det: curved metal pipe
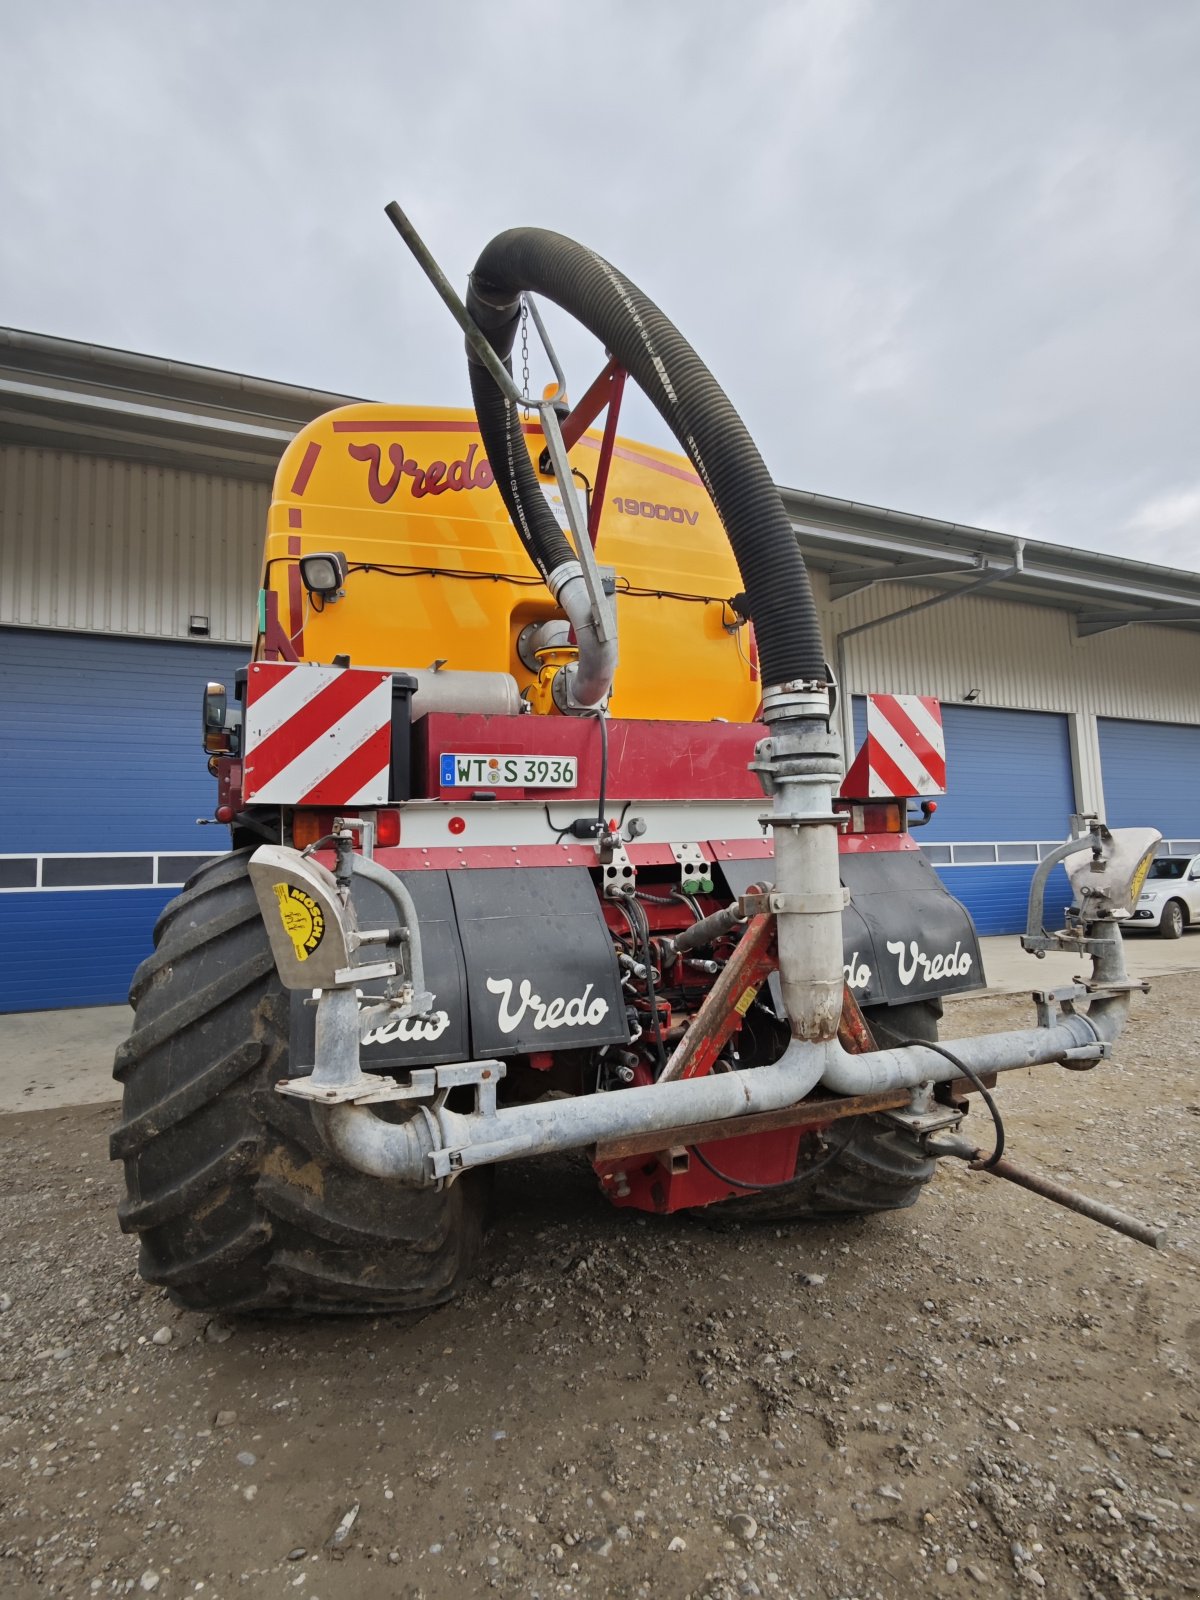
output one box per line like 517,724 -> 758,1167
318,1099 -> 436,1180
312,923 -> 1134,1189
315,1034 -> 828,1186
550,567 -> 618,709
350,852 -> 431,1006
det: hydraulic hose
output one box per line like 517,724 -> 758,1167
464,229 -> 826,693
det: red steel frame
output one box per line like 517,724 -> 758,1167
554,357 -> 629,547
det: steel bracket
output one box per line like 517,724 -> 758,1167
1032,983 -> 1088,1027
601,841 -> 636,898
882,1103 -> 964,1137
332,960 -> 398,986
1084,979 -> 1150,999
670,841 -> 714,895
278,1057 -> 505,1109
1059,1041 -> 1110,1067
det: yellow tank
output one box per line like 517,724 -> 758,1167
260,404 -> 759,724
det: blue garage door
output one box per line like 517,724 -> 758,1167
0,629 -> 247,1012
1098,717 -> 1200,851
852,700 -> 1076,934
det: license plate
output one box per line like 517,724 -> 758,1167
439,752 -> 578,789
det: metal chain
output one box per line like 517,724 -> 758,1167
519,297 -> 531,419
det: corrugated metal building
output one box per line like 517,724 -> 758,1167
2,327 -> 1198,1010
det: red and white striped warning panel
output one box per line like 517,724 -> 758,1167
242,663 -> 393,807
841,693 -> 946,799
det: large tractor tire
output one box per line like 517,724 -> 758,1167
703,1000 -> 942,1223
111,851 -> 486,1315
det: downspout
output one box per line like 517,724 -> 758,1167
832,540 -> 1025,765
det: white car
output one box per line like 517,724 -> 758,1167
1127,854 -> 1200,939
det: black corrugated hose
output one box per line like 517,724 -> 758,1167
464,230 -> 826,693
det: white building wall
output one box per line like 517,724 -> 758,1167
3,436 -> 1198,820
814,569 -> 1200,821
816,570 -> 1200,722
0,444 -> 265,646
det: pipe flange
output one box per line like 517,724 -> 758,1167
550,663 -> 609,717
761,682 -> 831,724
518,618 -> 571,671
418,1104 -> 449,1189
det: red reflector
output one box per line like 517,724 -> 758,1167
215,804 -> 234,824
376,809 -> 400,847
448,816 -> 466,836
925,800 -> 938,813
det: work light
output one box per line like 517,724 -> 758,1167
299,551 -> 347,601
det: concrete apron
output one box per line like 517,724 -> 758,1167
949,930 -> 1200,1004
1,933 -> 1198,1116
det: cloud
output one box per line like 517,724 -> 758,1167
1124,486 -> 1200,567
1,1 -> 1198,570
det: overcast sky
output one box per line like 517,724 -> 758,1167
2,2 -> 1198,569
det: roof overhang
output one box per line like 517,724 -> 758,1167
781,486 -> 1200,639
0,326 -> 357,483
2,326 -> 1197,638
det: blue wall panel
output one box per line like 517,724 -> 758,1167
850,697 -> 1075,933
935,864 -> 1069,937
1,628 -> 245,1012
0,628 -> 247,853
1098,717 -> 1200,839
0,889 -> 176,1010
914,704 -> 1075,844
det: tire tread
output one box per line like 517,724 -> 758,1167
113,851 -> 485,1314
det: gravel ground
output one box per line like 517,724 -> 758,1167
0,978 -> 1197,1600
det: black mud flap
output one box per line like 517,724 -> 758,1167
289,866 -> 628,1073
717,849 -> 985,1011
449,867 -> 628,1055
838,851 -> 984,1005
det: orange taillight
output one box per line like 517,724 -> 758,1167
290,808 -> 400,850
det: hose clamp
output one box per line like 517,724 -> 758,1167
739,889 -> 849,916
758,811 -> 843,829
545,559 -> 584,600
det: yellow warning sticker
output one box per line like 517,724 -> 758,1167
1129,854 -> 1154,902
734,985 -> 758,1016
272,882 -> 325,961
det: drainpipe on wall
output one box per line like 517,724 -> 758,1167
833,540 -> 1025,763
1067,711 -> 1106,821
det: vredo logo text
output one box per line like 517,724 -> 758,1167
486,976 -> 609,1035
886,939 -> 972,987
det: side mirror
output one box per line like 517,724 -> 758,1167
202,682 -> 228,753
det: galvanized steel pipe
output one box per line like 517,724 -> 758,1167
314,921 -> 1132,1185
